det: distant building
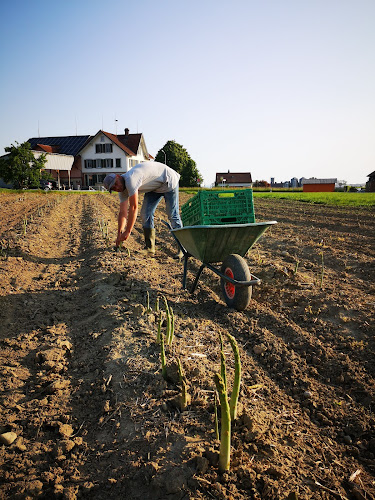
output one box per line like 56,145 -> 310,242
215,171 -> 252,187
302,178 -> 337,192
25,128 -> 151,189
366,171 -> 375,192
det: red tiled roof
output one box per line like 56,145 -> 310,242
215,172 -> 252,183
117,133 -> 142,156
102,131 -> 136,156
35,144 -> 60,153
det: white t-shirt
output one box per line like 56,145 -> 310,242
119,161 -> 180,202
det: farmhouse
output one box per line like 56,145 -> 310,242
26,128 -> 151,189
215,171 -> 252,187
302,178 -> 337,192
366,171 -> 375,192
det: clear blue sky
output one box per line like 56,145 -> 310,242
1,0 -> 374,186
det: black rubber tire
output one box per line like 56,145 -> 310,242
220,254 -> 252,311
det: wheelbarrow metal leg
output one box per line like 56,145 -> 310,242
191,264 -> 206,294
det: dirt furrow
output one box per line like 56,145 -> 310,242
0,193 -> 57,239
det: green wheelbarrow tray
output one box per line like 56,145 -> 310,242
163,221 -> 277,303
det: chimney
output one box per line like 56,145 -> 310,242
124,128 -> 129,136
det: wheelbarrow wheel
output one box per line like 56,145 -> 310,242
220,254 -> 252,311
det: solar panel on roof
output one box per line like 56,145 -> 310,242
27,135 -> 91,155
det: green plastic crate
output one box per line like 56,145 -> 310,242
181,189 -> 255,226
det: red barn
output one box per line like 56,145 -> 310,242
302,178 -> 337,192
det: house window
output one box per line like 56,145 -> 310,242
116,158 -> 121,168
95,143 -> 113,153
99,158 -> 113,168
84,159 -> 96,169
129,159 -> 138,168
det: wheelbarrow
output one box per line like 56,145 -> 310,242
163,220 -> 277,311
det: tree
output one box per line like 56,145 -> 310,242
0,142 -> 47,189
254,180 -> 270,188
180,158 -> 202,187
155,140 -> 202,187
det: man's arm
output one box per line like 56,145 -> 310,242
117,192 -> 138,244
116,199 -> 128,246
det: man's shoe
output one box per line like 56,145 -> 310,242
143,227 -> 156,255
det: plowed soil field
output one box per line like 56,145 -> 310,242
0,191 -> 374,500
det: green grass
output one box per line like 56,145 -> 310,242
253,191 -> 375,207
180,187 -> 375,207
2,187 -> 374,207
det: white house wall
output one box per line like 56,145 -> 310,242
80,133 -> 146,184
80,138 -> 129,175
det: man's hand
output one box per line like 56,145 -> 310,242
116,231 -> 130,247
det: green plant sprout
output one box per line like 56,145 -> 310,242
160,330 -> 167,380
218,333 -> 227,391
214,373 -> 231,473
162,296 -> 175,346
116,241 -> 131,256
156,311 -> 162,344
294,260 -> 300,275
226,333 -> 241,421
98,218 -> 110,244
22,215 -> 28,236
169,307 -> 175,346
177,358 -> 189,411
214,393 -> 219,441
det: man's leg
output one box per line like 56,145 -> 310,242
164,186 -> 183,229
164,187 -> 183,258
141,192 -> 163,255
